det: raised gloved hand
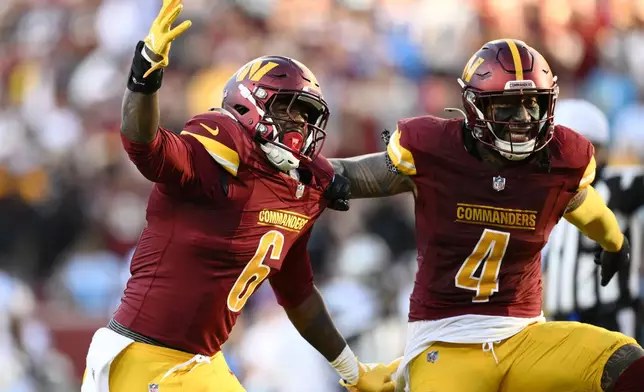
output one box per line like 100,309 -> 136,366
127,0 -> 191,94
142,0 -> 192,77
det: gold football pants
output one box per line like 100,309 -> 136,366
409,321 -> 638,392
83,341 -> 245,391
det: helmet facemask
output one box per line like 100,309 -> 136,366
254,87 -> 329,172
464,84 -> 557,161
232,82 -> 329,172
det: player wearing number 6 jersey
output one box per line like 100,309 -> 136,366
81,2 -> 398,392
330,39 -> 644,392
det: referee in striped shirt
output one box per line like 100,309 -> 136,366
544,99 -> 643,343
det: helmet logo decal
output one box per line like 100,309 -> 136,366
462,56 -> 485,83
236,60 -> 279,82
504,39 -> 524,80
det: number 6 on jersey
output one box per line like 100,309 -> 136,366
227,230 -> 285,312
455,229 -> 510,303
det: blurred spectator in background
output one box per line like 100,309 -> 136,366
0,271 -> 36,392
0,270 -> 75,392
0,0 -> 642,390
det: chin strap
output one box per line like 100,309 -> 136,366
495,139 -> 536,161
260,143 -> 300,172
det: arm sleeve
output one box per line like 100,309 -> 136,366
269,230 -> 314,309
564,185 -> 624,252
121,127 -> 196,185
577,156 -> 597,191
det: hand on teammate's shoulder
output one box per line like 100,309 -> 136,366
325,174 -> 351,211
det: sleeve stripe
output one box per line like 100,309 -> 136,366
578,156 -> 597,190
386,127 -> 417,176
181,131 -> 240,176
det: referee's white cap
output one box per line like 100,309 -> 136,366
555,99 -> 610,145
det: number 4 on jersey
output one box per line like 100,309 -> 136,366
455,229 -> 510,303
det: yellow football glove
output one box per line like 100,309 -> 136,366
340,357 -> 402,392
142,0 -> 192,78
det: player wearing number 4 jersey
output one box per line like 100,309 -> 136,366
81,2 -> 399,392
330,39 -> 644,392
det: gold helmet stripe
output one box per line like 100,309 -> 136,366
504,39 -> 524,80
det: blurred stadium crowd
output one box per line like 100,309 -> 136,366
0,0 -> 643,391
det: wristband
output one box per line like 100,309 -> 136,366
330,345 -> 360,385
127,41 -> 163,94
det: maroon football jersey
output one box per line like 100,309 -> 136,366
387,116 -> 594,321
117,110 -> 333,355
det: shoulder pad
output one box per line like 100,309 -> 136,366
397,115 -> 455,151
397,115 -> 443,132
306,154 -> 334,189
180,110 -> 251,176
387,115 -> 458,176
549,125 -> 595,171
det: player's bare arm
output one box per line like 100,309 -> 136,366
329,152 -> 415,199
272,233 -> 400,391
601,344 -> 644,391
286,287 -> 401,391
284,286 -> 347,362
121,90 -> 159,143
118,1 -> 198,185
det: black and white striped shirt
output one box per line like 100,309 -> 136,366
544,165 -> 643,338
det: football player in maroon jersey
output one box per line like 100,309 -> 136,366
330,39 -> 643,392
80,1 -> 397,392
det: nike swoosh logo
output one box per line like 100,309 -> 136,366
200,123 -> 219,136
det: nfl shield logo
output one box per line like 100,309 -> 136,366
427,350 -> 439,363
148,383 -> 159,392
492,176 -> 505,192
295,183 -> 305,199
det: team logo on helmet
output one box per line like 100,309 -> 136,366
235,60 -> 279,82
462,56 -> 485,83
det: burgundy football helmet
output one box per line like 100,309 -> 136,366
222,56 -> 330,171
455,39 -> 559,160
